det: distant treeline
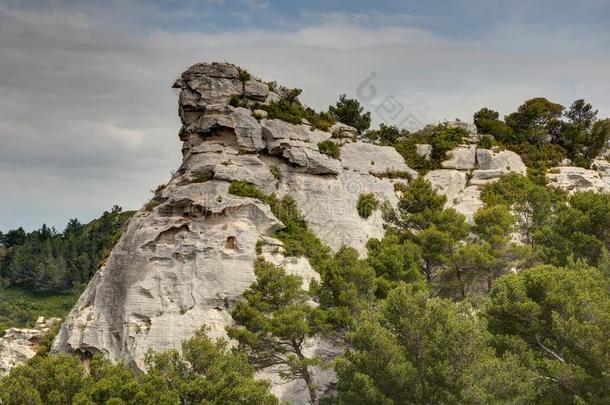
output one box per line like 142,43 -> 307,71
0,206 -> 133,293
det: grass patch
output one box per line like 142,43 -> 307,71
318,140 -> 341,159
270,165 -> 282,181
228,181 -> 270,203
0,287 -> 76,334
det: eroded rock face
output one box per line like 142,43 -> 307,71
1,317 -> 60,376
546,166 -> 610,193
52,62 -> 416,403
441,145 -> 477,170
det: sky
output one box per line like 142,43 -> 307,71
1,0 -> 610,231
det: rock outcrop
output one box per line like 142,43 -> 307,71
424,146 -> 527,221
1,317 -> 60,375
51,62 -> 412,403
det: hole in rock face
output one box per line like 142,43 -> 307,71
225,236 -> 237,249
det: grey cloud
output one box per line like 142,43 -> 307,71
1,3 -> 609,231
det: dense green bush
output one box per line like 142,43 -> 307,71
318,140 -> 341,159
356,193 -> 378,218
392,123 -> 466,173
0,328 -> 278,405
332,283 -> 537,404
485,263 -> 610,403
260,88 -> 335,131
477,134 -> 494,149
365,123 -> 408,144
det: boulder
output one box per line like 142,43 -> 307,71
262,119 -> 330,144
262,119 -> 340,174
416,144 -> 432,160
477,150 -> 526,174
340,142 -> 416,177
244,80 -> 269,101
546,166 -> 609,193
441,145 -> 476,170
1,317 -> 61,376
330,122 -> 358,139
452,186 -> 484,223
425,170 -> 467,205
469,169 -> 507,186
448,119 -> 478,143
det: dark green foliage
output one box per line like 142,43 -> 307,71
485,263 -> 610,403
481,173 -> 561,246
365,123 -> 407,144
370,170 -> 412,180
0,209 -> 133,294
332,284 -> 536,404
328,94 -> 371,134
366,232 -> 423,297
392,123 -> 466,173
428,123 -> 467,162
473,97 -> 609,178
271,196 -> 331,265
0,328 -> 278,405
227,259 -> 327,404
477,134 -> 494,149
237,67 -> 251,84
229,94 -> 247,108
504,142 -> 567,184
318,140 -> 341,159
536,191 -> 610,265
473,107 -> 500,133
261,88 -> 336,131
505,97 -> 565,143
356,193 -> 378,219
391,177 -> 448,230
387,177 -> 470,287
556,100 -> 609,167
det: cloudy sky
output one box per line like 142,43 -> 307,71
1,0 -> 609,231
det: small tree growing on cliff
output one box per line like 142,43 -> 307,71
329,94 -> 371,134
227,259 -> 328,405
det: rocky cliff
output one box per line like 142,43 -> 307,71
0,317 -> 60,376
50,62 -> 610,403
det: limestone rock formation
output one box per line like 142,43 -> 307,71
441,145 -> 477,170
546,166 -> 610,193
52,62 -> 414,403
0,317 -> 60,376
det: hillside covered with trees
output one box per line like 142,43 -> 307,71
0,207 -> 133,333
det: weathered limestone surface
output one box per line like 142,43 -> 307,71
441,145 -> 477,170
546,166 -> 610,193
1,317 -> 60,376
52,62 -> 414,404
